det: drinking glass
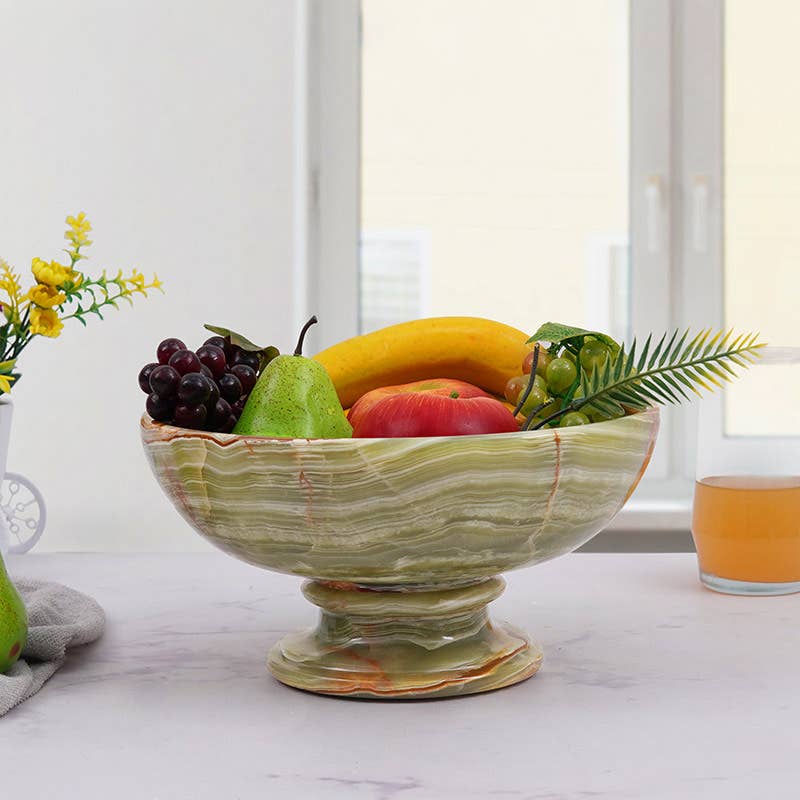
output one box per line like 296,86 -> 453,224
692,347 -> 800,595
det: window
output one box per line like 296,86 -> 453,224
360,229 -> 431,333
724,0 -> 800,436
361,0 -> 630,337
304,0 -> 797,536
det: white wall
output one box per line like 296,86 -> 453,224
0,0 -> 300,551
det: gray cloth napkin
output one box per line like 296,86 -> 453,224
0,579 -> 105,716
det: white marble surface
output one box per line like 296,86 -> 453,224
3,552 -> 799,799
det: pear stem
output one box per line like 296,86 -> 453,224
294,315 -> 318,356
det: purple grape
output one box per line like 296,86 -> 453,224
157,337 -> 186,365
177,373 -> 213,405
199,364 -> 213,379
231,397 -> 247,418
138,363 -> 159,394
146,393 -> 174,422
219,415 -> 237,433
149,364 -> 181,398
196,344 -> 226,378
230,364 -> 257,394
222,340 -> 239,362
218,373 -> 242,402
174,403 -> 208,429
168,349 -> 202,376
204,379 -> 220,410
203,336 -> 228,352
209,398 -> 232,427
232,350 -> 260,372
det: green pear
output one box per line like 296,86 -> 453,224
234,316 -> 352,439
0,550 -> 27,674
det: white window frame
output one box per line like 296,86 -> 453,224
297,0 -> 746,541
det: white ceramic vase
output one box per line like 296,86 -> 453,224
0,399 -> 46,556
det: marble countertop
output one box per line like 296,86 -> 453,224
4,552 -> 798,799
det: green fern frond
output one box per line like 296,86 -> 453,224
529,328 -> 766,430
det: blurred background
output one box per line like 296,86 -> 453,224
1,0 -> 797,551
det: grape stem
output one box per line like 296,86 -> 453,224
522,401 -> 548,430
530,401 -> 578,430
512,344 -> 540,417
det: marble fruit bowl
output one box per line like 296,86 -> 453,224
141,407 -> 659,699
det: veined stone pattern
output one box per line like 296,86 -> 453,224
141,409 -> 659,698
142,409 -> 658,585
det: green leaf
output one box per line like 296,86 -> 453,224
204,323 -> 275,354
527,322 -> 619,352
204,323 -> 280,372
530,327 -> 766,430
257,347 -> 281,373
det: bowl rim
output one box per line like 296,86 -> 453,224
140,406 -> 659,446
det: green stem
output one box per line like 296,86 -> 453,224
530,402 -> 577,430
294,315 -> 318,356
10,307 -> 31,359
512,345 -> 540,416
521,402 -> 548,430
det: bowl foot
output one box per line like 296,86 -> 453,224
267,577 -> 542,699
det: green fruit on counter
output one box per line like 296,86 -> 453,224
0,551 -> 27,674
234,316 -> 353,439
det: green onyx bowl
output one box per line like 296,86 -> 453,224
141,408 -> 659,699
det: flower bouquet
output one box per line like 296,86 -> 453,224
0,213 -> 159,555
0,213 -> 161,392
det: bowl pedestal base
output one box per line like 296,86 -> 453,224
267,576 -> 542,699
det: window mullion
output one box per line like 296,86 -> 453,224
675,0 -> 724,479
304,0 -> 361,351
629,0 -> 674,485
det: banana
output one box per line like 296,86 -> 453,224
313,317 -> 533,408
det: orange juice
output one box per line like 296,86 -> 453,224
692,476 -> 800,583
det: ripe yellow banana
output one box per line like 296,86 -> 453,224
313,317 -> 533,408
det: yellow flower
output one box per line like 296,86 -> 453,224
65,231 -> 92,249
0,259 -> 24,308
28,283 -> 66,309
60,269 -> 83,289
32,257 -> 72,287
0,374 -> 14,394
124,269 -> 163,296
29,307 -> 64,338
66,212 -> 92,235
65,212 -> 93,250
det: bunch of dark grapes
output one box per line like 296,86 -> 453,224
138,336 -> 259,432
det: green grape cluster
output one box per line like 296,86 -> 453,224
504,335 -> 623,431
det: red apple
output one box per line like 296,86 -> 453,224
348,378 -> 486,428
350,378 -> 520,438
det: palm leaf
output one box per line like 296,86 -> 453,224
530,328 -> 766,429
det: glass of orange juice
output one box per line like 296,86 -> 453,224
692,347 -> 800,595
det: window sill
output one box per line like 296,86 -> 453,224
578,499 -> 694,553
607,498 -> 692,532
